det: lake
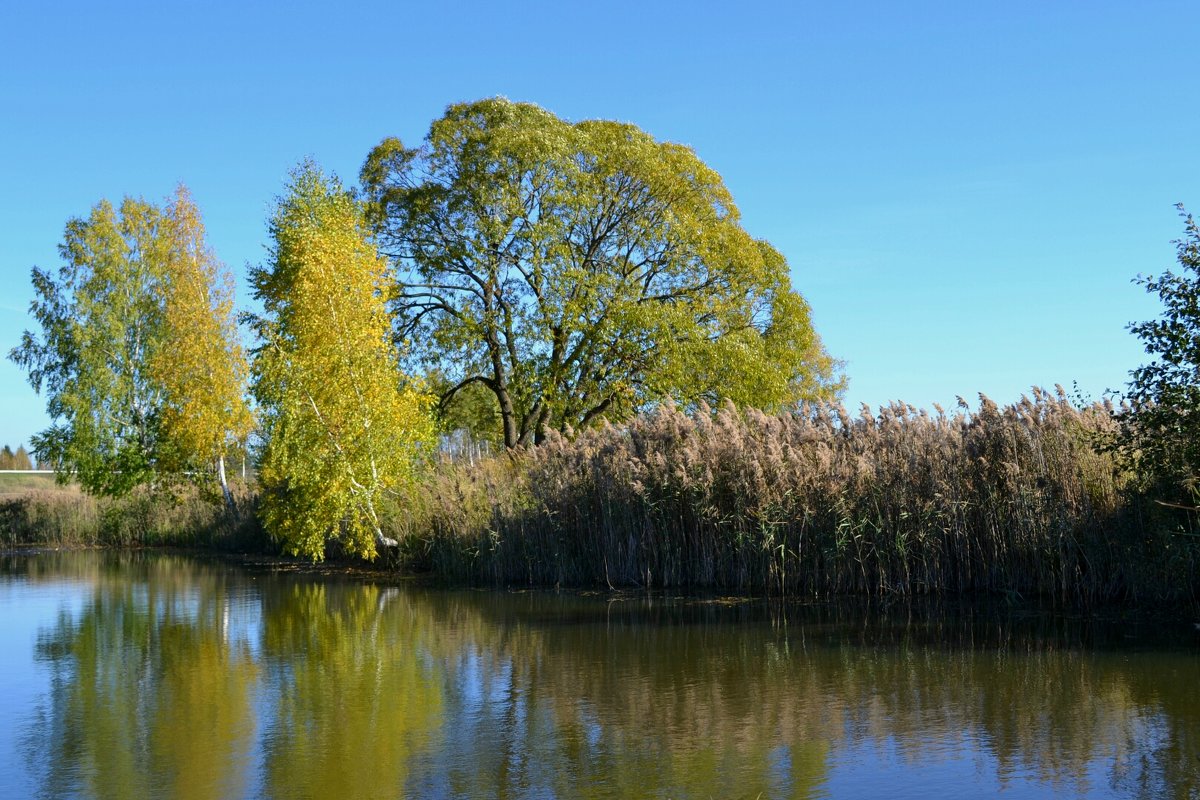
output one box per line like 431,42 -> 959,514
0,550 -> 1196,799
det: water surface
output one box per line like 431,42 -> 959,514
0,550 -> 1196,799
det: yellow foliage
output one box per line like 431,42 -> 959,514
250,164 -> 436,560
150,187 -> 253,478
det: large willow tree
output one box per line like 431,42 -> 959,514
249,163 -> 435,561
10,188 -> 251,502
361,98 -> 841,448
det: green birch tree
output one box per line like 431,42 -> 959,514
12,197 -> 174,495
9,188 -> 251,501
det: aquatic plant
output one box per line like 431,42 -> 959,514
405,388 -> 1197,605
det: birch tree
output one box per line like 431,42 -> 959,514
150,187 -> 254,508
248,163 -> 436,561
11,197 -> 168,494
10,188 -> 251,501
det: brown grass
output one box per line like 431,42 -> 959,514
395,388 -> 1198,605
0,483 -> 267,551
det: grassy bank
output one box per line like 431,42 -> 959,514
399,390 -> 1197,606
0,472 -> 61,495
0,483 -> 267,552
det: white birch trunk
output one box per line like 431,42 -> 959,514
367,496 -> 398,550
217,454 -> 235,512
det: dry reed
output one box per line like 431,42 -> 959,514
398,388 -> 1197,605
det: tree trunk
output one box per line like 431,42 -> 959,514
374,527 -> 399,549
367,497 -> 398,550
496,383 -> 518,449
217,454 -> 234,512
484,327 -> 520,448
532,405 -> 552,445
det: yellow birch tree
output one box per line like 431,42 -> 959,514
248,163 -> 436,560
150,186 -> 253,508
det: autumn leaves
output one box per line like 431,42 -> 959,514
12,171 -> 435,560
12,189 -> 251,501
248,165 -> 436,559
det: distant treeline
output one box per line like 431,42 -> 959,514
0,445 -> 33,471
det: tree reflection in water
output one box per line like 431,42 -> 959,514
258,580 -> 444,798
9,553 -> 1199,800
24,554 -> 258,800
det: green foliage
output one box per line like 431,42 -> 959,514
1121,206 -> 1200,506
425,368 -> 503,445
11,197 -> 171,494
361,98 -> 842,448
248,162 -> 437,561
9,189 -> 250,499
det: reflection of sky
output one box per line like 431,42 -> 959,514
225,583 -> 264,656
0,577 -> 91,798
822,732 -> 1113,800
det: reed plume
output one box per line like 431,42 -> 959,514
401,388 -> 1196,605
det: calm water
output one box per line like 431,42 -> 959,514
0,551 -> 1196,799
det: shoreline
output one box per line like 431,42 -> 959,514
5,541 -> 1198,625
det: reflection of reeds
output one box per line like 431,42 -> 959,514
406,588 -> 1200,800
403,389 -> 1197,605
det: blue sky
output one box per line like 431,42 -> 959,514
1,1 -> 1195,448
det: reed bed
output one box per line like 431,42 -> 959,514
402,388 -> 1198,605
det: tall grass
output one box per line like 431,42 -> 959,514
400,388 -> 1198,605
0,484 -> 268,552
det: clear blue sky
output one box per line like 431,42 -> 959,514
1,1 -> 1195,449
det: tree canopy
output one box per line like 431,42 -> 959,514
9,188 -> 251,499
1121,205 -> 1200,506
153,188 -> 254,506
361,98 -> 841,448
248,163 -> 436,561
